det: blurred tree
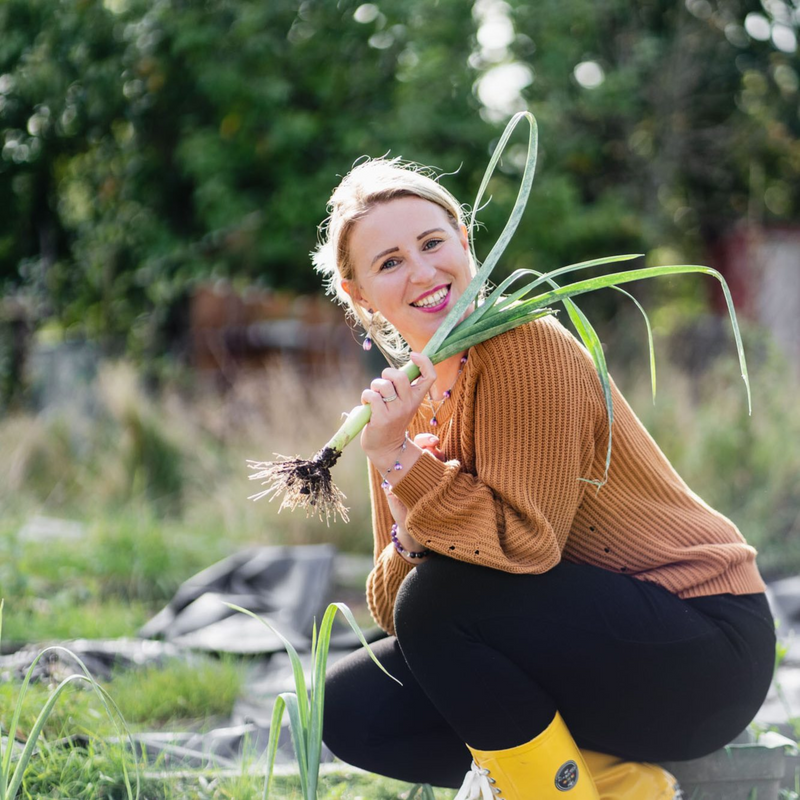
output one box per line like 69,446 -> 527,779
0,0 -> 797,377
0,0 -> 494,363
507,0 -> 799,261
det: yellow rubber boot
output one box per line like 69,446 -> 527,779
581,750 -> 681,799
454,712 -> 600,799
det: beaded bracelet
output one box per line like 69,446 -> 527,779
380,431 -> 411,490
391,522 -> 431,559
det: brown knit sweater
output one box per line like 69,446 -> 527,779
365,315 -> 766,635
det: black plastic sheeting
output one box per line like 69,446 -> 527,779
2,545 -> 385,772
139,544 -> 341,653
0,638 -> 186,683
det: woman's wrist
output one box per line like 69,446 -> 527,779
369,434 -> 423,490
391,522 -> 431,561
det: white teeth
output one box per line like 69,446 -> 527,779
412,287 -> 448,308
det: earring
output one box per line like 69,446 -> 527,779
362,310 -> 374,351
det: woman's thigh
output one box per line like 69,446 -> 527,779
395,557 -> 775,761
323,636 -> 472,787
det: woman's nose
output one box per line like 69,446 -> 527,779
408,255 -> 437,283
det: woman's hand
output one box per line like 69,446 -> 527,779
359,352 -> 436,470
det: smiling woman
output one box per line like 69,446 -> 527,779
309,155 -> 776,800
313,158 -> 485,365
344,198 -> 473,355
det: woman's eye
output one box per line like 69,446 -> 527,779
423,238 -> 443,250
380,258 -> 399,270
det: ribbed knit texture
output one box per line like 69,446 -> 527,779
365,316 -> 766,635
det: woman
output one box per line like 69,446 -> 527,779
315,158 -> 775,799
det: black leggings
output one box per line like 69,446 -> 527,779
323,557 -> 776,789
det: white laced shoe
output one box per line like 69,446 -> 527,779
454,760 -> 503,800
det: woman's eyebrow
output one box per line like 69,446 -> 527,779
370,229 -> 446,267
370,246 -> 399,267
417,227 -> 446,240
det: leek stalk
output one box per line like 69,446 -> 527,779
248,111 -> 750,524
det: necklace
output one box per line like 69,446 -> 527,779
429,353 -> 468,427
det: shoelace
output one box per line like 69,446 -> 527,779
453,761 -> 501,800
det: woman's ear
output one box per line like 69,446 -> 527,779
342,279 -> 371,310
459,223 -> 469,251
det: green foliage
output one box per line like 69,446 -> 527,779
0,0 -> 491,356
0,602 -> 138,800
16,739 -> 140,800
227,601 -> 397,800
2,0 -> 796,373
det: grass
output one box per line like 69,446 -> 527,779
17,759 -> 458,799
0,655 -> 245,737
0,360 -> 376,644
1,318 -> 799,796
1,650 -> 247,799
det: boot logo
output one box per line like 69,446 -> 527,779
555,760 -> 579,791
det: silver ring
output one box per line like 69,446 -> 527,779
383,394 -> 398,403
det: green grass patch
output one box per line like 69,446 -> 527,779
0,596 -> 154,643
139,768 -> 458,799
0,655 -> 245,739
112,656 -> 245,726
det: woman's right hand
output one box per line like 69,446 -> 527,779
359,352 -> 437,469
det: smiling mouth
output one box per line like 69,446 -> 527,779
410,285 -> 450,309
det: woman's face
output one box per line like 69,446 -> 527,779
344,196 -> 473,352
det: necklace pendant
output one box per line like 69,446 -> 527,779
430,417 -> 438,427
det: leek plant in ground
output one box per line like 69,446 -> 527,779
0,600 -> 139,800
226,601 -> 405,800
248,110 -> 750,524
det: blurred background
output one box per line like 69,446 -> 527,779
1,0 -> 799,643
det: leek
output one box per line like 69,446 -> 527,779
248,111 -> 750,523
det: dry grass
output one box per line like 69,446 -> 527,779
0,359 -> 375,555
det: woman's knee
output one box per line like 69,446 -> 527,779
394,557 -> 479,647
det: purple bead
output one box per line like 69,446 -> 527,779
430,417 -> 438,426
381,479 -> 390,489
394,461 -> 402,471
460,356 -> 467,364
362,336 -> 373,351
443,390 -> 451,399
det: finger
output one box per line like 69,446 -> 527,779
413,433 -> 440,448
380,367 -> 412,401
428,445 -> 446,462
360,388 -> 388,417
370,378 -> 398,402
408,352 -> 437,391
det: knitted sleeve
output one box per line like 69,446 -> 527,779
365,461 -> 415,634
391,319 -> 601,574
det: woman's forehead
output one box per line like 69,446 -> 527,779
354,196 -> 450,240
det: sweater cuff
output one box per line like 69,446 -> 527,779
392,450 -> 450,509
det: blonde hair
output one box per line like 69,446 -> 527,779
312,157 -> 474,365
